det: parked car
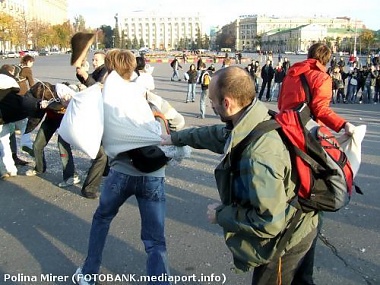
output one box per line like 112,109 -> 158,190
296,50 -> 307,55
28,50 -> 39,57
19,50 -> 30,57
4,51 -> 19,58
39,49 -> 50,56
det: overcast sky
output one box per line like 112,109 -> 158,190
67,0 -> 379,31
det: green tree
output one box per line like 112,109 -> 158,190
100,25 -> 113,48
113,27 -> 120,48
360,29 -> 375,53
125,38 -> 132,49
215,30 -> 236,50
139,38 -> 145,48
132,36 -> 138,49
202,34 -> 210,49
52,21 -> 72,50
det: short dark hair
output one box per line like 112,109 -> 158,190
20,55 -> 35,65
136,56 -> 146,70
213,66 -> 255,106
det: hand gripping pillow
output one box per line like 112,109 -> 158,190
58,84 -> 103,159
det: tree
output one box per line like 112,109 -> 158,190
125,38 -> 132,49
52,21 -> 72,50
100,25 -> 113,48
139,38 -> 145,48
360,29 -> 375,53
201,34 -> 210,49
215,30 -> 236,50
132,36 -> 138,49
73,15 -> 87,32
113,26 -> 120,48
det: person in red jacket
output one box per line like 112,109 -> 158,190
278,42 -> 355,134
278,42 -> 355,285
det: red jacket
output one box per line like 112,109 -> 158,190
278,58 -> 346,132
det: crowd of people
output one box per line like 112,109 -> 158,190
0,43 -> 366,285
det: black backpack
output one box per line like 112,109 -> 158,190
126,102 -> 171,173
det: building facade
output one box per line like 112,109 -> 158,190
1,0 -> 67,25
235,15 -> 365,52
120,11 -> 203,51
1,0 -> 67,51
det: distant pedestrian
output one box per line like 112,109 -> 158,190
258,59 -> 274,101
270,62 -> 285,101
185,64 -> 197,103
170,57 -> 182,81
197,63 -> 211,119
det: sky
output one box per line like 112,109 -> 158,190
67,0 -> 379,31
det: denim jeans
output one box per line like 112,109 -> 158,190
82,169 -> 170,284
33,118 -> 76,179
186,83 -> 196,102
199,88 -> 209,118
347,84 -> 358,103
270,82 -> 282,101
171,69 -> 180,81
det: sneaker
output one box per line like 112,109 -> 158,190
25,169 -> 38,176
81,190 -> 99,199
1,172 -> 17,180
58,175 -> 81,188
1,173 -> 10,180
22,146 -> 34,157
73,267 -> 95,285
12,154 -> 29,166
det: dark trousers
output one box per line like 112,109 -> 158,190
252,228 -> 317,285
291,212 -> 323,285
259,79 -> 272,100
33,118 -> 75,180
81,145 -> 108,195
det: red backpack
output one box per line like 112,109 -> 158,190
232,74 -> 362,213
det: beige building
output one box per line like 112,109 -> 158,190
1,0 -> 67,25
261,24 -> 328,53
236,15 -> 364,52
1,0 -> 67,51
120,11 -> 204,50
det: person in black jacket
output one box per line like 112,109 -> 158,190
258,59 -> 274,101
76,51 -> 109,199
0,65 -> 48,179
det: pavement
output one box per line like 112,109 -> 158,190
0,54 -> 379,285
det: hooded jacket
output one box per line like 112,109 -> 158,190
278,58 -> 346,133
171,99 -> 317,272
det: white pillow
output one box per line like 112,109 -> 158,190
58,84 -> 103,159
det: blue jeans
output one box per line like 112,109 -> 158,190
171,69 -> 180,80
82,169 -> 170,284
199,88 -> 209,118
347,84 -> 358,103
186,83 -> 196,102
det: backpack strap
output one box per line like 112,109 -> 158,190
230,118 -> 280,171
300,73 -> 311,104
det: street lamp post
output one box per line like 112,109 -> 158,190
353,19 -> 357,57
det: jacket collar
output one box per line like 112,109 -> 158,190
224,98 -> 271,154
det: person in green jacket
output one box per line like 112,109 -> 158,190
161,66 -> 318,284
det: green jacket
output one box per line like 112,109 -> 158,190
171,99 -> 318,272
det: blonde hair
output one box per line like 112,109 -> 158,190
105,49 -> 136,80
